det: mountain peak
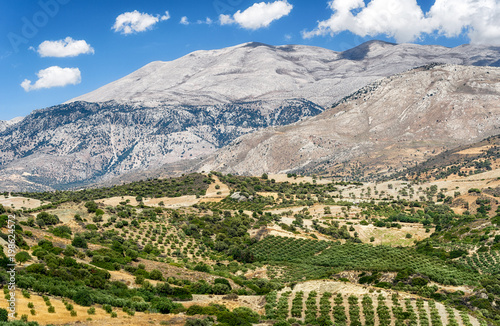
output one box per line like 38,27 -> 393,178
340,40 -> 397,60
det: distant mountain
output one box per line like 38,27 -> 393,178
3,41 -> 500,190
70,41 -> 500,108
201,64 -> 500,179
0,117 -> 23,132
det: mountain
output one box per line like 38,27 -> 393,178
0,116 -> 23,132
70,41 -> 500,109
201,64 -> 500,179
3,41 -> 500,191
0,99 -> 321,191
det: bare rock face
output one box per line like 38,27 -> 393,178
201,65 -> 500,179
0,99 -> 321,191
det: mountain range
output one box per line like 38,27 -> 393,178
2,41 -> 500,191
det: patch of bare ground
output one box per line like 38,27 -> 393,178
0,195 -> 46,210
201,175 -> 230,200
1,290 -> 186,326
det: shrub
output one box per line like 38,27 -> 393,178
0,308 -> 7,322
103,304 -> 113,313
71,310 -> 77,316
48,306 -> 55,313
72,236 -> 88,249
217,307 -> 259,326
85,201 -> 98,213
186,305 -> 204,315
73,289 -> 93,306
87,307 -> 96,315
149,269 -> 164,281
185,317 -> 215,326
15,251 -> 32,263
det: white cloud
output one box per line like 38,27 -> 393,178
303,0 -> 500,45
36,37 -> 94,58
219,1 -> 293,30
180,16 -> 190,25
113,10 -> 169,34
161,11 -> 171,21
197,17 -> 213,25
219,14 -> 235,25
21,66 -> 81,92
428,0 -> 500,45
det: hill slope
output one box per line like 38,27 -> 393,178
201,64 -> 500,179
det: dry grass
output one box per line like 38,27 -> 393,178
0,290 -> 186,325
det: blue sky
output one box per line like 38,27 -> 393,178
1,0 -> 496,121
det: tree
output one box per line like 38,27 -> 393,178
85,201 -> 98,213
73,289 -> 93,306
72,236 -> 88,249
150,269 -> 164,281
0,308 -> 8,322
15,251 -> 31,263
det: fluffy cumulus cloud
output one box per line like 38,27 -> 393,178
219,0 -> 293,30
303,0 -> 500,45
113,10 -> 170,34
35,37 -> 94,58
180,16 -> 190,25
21,66 -> 81,92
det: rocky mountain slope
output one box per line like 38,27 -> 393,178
3,41 -> 500,191
70,41 -> 500,109
201,64 -> 500,179
0,99 -> 321,191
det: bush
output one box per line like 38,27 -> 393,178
194,263 -> 211,273
73,289 -> 93,306
15,251 -> 32,263
72,236 -> 88,249
216,307 -> 259,326
185,317 -> 215,326
87,307 -> 96,315
0,308 -> 7,322
85,201 -> 98,213
149,269 -> 164,281
186,305 -> 204,315
103,304 -> 112,313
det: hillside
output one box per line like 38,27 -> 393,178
2,169 -> 500,325
201,64 -> 500,179
0,99 -> 321,192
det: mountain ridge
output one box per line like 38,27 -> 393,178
68,41 -> 500,108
